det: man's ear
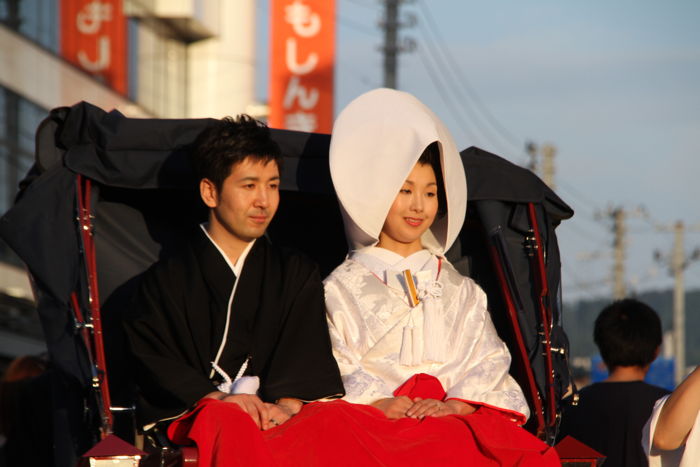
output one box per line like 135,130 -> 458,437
200,178 -> 218,208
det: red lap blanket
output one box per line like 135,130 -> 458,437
168,375 -> 559,466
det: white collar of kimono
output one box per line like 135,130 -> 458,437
199,223 -> 255,277
329,88 -> 467,255
353,246 -> 447,365
200,223 -> 260,395
352,246 -> 438,291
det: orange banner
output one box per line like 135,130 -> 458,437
60,0 -> 127,95
269,0 -> 335,134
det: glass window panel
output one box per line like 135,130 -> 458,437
0,87 -> 46,214
132,18 -> 187,117
0,0 -> 59,51
0,145 -> 7,213
128,17 -> 140,101
0,88 -> 6,138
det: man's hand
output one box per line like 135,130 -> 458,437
201,393 -> 305,430
405,398 -> 477,418
262,403 -> 294,430
219,393 -> 269,429
371,396 -> 414,419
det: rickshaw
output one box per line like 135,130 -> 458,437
0,102 -> 574,466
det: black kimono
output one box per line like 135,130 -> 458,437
124,227 -> 344,425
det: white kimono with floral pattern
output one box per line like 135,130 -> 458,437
324,247 -> 530,420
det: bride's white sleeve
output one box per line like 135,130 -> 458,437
324,278 -> 393,404
446,279 -> 530,420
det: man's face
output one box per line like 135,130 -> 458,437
202,158 -> 280,243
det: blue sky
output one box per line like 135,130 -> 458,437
256,0 -> 700,302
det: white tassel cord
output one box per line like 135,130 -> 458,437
399,323 -> 414,366
419,279 -> 446,363
399,270 -> 446,366
212,360 -> 234,394
212,356 -> 260,395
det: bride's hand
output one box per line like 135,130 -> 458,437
371,396 -> 414,419
406,398 -> 476,418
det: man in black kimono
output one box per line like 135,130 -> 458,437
124,116 -> 344,442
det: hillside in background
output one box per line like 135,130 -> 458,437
563,289 -> 700,366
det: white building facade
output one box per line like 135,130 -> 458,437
0,0 -> 259,367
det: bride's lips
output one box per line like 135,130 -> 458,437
404,217 -> 424,227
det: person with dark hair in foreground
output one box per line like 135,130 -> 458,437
557,298 -> 670,467
124,115 -> 344,465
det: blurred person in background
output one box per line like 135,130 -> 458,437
0,354 -> 50,466
557,299 -> 670,466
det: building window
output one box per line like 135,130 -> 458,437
0,0 -> 59,53
0,86 -> 45,215
0,87 -> 45,267
128,17 -> 187,118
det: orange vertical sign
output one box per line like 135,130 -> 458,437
269,0 -> 335,133
60,0 -> 127,95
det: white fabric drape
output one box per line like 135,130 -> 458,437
329,88 -> 466,255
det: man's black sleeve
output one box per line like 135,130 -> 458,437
258,256 -> 345,402
123,266 -> 215,422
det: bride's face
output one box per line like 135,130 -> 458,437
378,162 -> 439,255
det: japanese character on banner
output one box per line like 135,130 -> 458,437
285,112 -> 318,132
76,0 -> 113,72
270,0 -> 334,133
283,76 -> 319,110
285,0 -> 321,37
77,0 -> 113,34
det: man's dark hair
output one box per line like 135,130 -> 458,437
190,115 -> 282,191
417,141 -> 447,218
593,298 -> 662,370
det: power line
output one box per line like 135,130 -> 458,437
338,16 -> 377,35
562,222 -> 611,246
416,0 -> 524,153
556,179 -> 602,218
562,263 -> 609,294
416,48 -> 481,145
345,0 -> 379,10
413,13 -> 512,155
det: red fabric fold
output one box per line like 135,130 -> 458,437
168,399 -> 274,467
168,397 -> 559,466
393,373 -> 528,425
393,373 -> 447,400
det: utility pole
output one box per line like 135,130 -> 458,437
380,0 -> 415,89
524,141 -> 556,189
382,0 -> 399,89
597,206 -> 648,299
655,220 -> 700,384
672,221 -> 685,385
612,208 -> 626,299
541,144 -> 556,190
525,141 -> 537,173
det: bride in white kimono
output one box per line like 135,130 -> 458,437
318,88 -> 559,464
325,87 -> 528,420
